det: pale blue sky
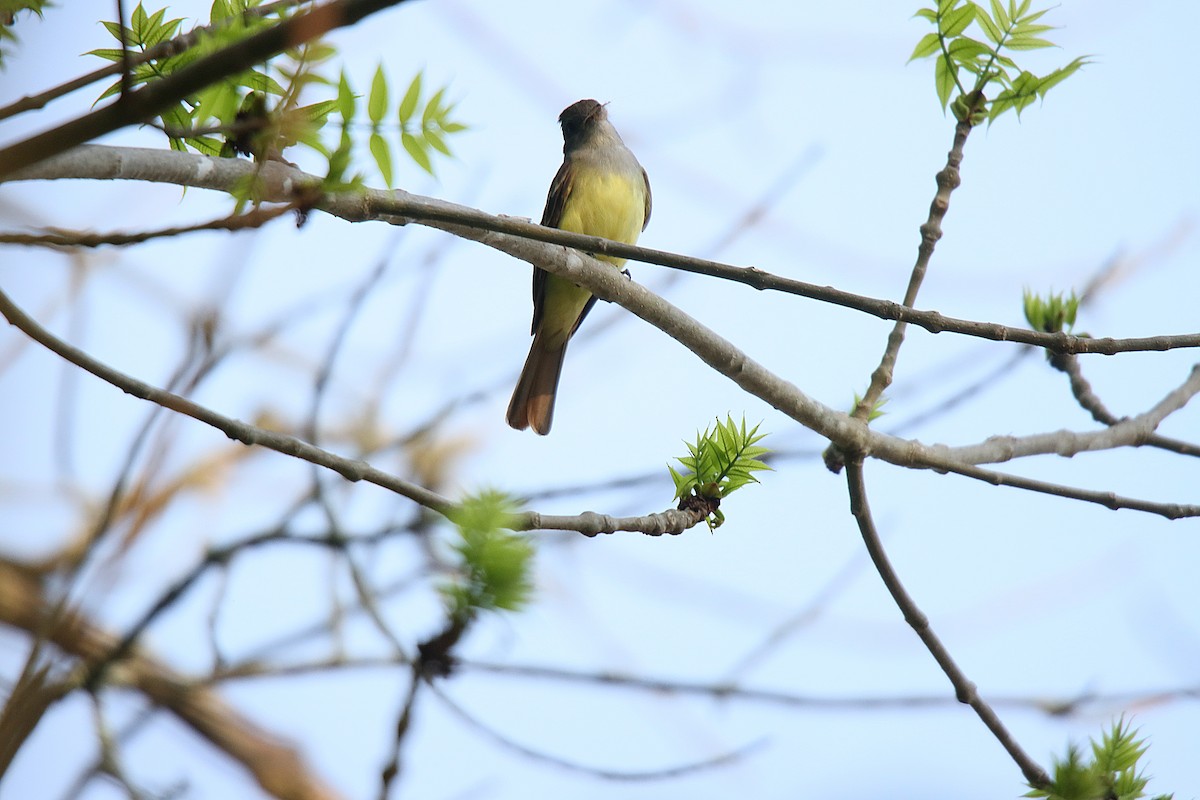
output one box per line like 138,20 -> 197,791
1,2 -> 1198,798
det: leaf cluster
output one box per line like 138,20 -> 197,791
1026,718 -> 1172,800
669,415 -> 771,529
368,67 -> 467,183
0,0 -> 49,68
439,490 -> 534,624
87,1 -> 465,182
89,1 -> 327,157
1023,287 -> 1078,334
910,0 -> 1089,124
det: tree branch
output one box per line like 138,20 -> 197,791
0,202 -> 301,248
0,0 -> 414,179
0,557 -> 343,800
0,0 -> 310,122
854,106 -> 979,422
0,285 -> 455,514
5,146 -> 1197,520
932,363 -> 1200,466
0,285 -> 717,533
844,460 -> 1051,790
1049,352 -> 1200,457
7,145 -> 1198,357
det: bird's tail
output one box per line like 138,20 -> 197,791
506,333 -> 568,435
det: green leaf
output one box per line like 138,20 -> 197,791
101,19 -> 126,43
988,94 -> 1016,122
231,70 -> 284,96
440,490 -> 534,620
669,415 -> 771,522
947,36 -> 992,62
1028,717 -> 1172,800
423,86 -> 446,127
941,3 -> 975,37
143,16 -> 185,48
336,70 -> 355,121
160,101 -> 193,131
210,0 -> 233,23
1035,56 -> 1089,97
398,70 -> 422,124
305,42 -> 338,63
94,79 -> 124,103
85,48 -> 128,63
326,124 -> 353,186
1018,7 -> 1049,25
908,32 -> 942,62
296,128 -> 330,158
188,136 -> 225,157
131,2 -> 148,41
402,131 -> 433,174
989,0 -> 1009,29
1005,35 -> 1055,50
424,128 -> 451,157
914,8 -> 937,21
369,131 -> 393,187
1012,22 -> 1054,36
143,7 -> 166,39
992,51 -> 1018,70
934,53 -> 957,109
368,63 -> 387,125
297,99 -> 338,126
975,8 -> 1003,43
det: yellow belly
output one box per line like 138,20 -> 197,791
557,170 -> 646,267
538,168 -> 646,344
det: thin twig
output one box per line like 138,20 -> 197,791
1050,352 -> 1200,457
8,146 -> 1199,357
0,0 -> 309,122
0,203 -> 300,248
0,558 -> 343,800
853,104 -> 981,425
0,286 -> 453,512
206,652 -> 1200,718
0,287 -> 722,533
4,207 -> 1196,523
844,460 -> 1051,790
0,0 -> 415,179
377,665 -> 421,800
923,457 -> 1200,519
427,680 -> 767,781
83,518 -> 346,691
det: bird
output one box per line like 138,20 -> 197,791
506,99 -> 652,435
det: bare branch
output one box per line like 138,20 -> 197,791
0,287 -> 714,533
924,459 -> 1200,519
0,558 -> 343,800
1050,352 -> 1200,457
212,654 -> 1200,718
0,203 -> 301,248
854,104 -> 980,423
844,460 -> 1051,790
7,145 -> 1198,357
936,363 -> 1200,466
0,1 -> 311,122
0,286 -> 455,514
426,681 -> 766,781
0,0 -> 415,179
5,146 -> 1196,520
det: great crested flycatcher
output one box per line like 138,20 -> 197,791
506,99 -> 652,435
